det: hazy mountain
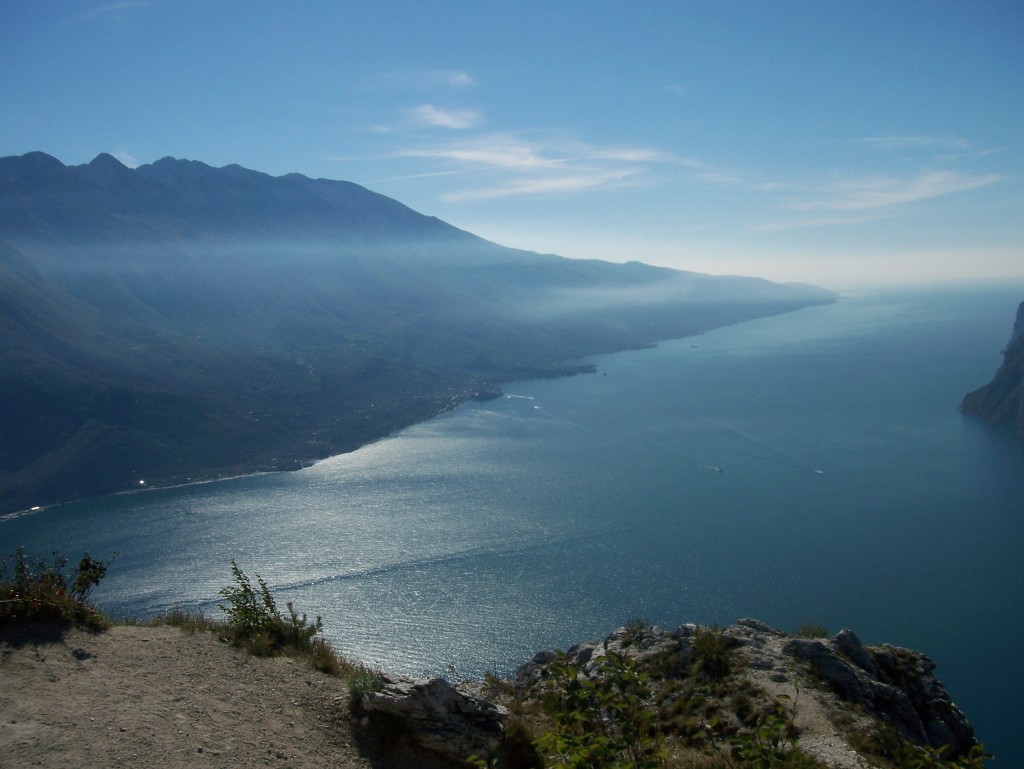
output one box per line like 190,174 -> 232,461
0,152 -> 835,514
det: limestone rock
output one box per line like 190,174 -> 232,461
783,631 -> 975,754
360,674 -> 508,762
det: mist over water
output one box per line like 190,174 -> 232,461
3,285 -> 1022,761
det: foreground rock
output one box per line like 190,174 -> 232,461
783,630 -> 974,755
360,674 -> 508,763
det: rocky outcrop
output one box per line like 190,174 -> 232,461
354,619 -> 978,766
359,673 -> 508,763
961,300 -> 1024,434
510,619 -> 978,766
783,631 -> 975,755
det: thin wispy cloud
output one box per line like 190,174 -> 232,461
385,130 -> 787,202
753,167 -> 1002,232
856,134 -> 971,151
406,104 -> 482,130
379,69 -> 477,89
854,134 -> 998,163
751,212 -> 892,233
112,149 -> 140,168
392,133 -> 668,200
399,134 -> 565,170
795,170 -> 1001,212
83,1 -> 154,19
444,170 -> 639,202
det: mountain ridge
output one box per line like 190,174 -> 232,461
0,151 -> 835,514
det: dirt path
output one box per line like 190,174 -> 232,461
0,624 -> 457,769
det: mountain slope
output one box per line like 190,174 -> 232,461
0,152 -> 835,514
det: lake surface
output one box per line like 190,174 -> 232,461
3,284 -> 1023,761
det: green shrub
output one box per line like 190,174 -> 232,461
347,665 -> 385,702
0,549 -> 113,630
857,723 -> 993,769
794,624 -> 828,639
692,626 -> 730,679
532,649 -> 664,769
218,560 -> 323,655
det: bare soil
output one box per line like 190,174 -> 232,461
0,623 -> 460,769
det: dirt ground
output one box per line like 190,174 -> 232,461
0,623 -> 460,769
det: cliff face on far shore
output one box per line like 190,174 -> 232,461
961,301 -> 1024,434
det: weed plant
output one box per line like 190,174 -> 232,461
0,549 -> 113,629
218,559 -> 322,652
213,561 -> 382,691
692,626 -> 731,679
793,624 -> 828,639
531,647 -> 664,769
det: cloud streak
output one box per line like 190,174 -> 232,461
794,170 -> 1001,212
83,1 -> 153,19
752,168 -> 1002,232
392,133 -> 671,200
443,170 -> 639,201
855,134 -> 970,151
406,104 -> 482,130
380,69 -> 476,89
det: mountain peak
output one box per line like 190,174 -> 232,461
76,153 -> 135,188
0,151 -> 66,181
134,156 -> 221,187
88,152 -> 127,169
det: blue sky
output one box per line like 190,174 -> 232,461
2,1 -> 1022,289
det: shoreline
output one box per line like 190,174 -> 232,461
0,304 -> 824,519
0,362 -> 605,520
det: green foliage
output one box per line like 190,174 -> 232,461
692,626 -> 731,679
218,560 -> 323,655
0,549 -> 113,629
620,619 -> 651,648
793,624 -> 828,639
532,649 -> 664,769
699,691 -> 827,769
895,743 -> 993,769
843,722 -> 992,769
347,665 -> 385,702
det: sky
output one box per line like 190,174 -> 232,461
2,1 -> 1022,290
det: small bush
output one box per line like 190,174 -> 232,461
218,559 -> 323,655
532,649 -> 664,768
0,549 -> 113,630
856,723 -> 993,769
347,665 -> 385,702
794,624 -> 828,639
692,626 -> 730,679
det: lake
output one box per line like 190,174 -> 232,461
3,283 -> 1023,761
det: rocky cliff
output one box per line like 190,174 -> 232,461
357,619 -> 982,768
961,301 -> 1024,434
